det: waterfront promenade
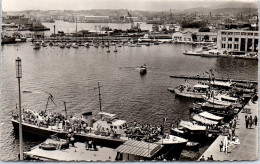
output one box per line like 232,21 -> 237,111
199,99 -> 258,161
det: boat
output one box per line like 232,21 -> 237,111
84,42 -> 90,48
41,41 -> 48,47
183,50 -> 202,56
59,43 -> 65,48
33,42 -> 41,49
65,43 -> 71,48
140,64 -> 147,75
71,43 -> 79,48
203,93 -> 243,108
168,83 -> 209,99
1,35 -> 16,44
170,120 -> 207,141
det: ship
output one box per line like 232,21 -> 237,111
140,64 -> 147,75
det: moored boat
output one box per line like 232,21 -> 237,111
168,83 -> 209,99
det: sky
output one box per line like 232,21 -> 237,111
2,0 -> 258,11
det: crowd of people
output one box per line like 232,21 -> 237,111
245,115 -> 258,129
124,121 -> 164,142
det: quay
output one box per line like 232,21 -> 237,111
199,99 -> 258,161
24,140 -> 117,161
170,75 -> 258,84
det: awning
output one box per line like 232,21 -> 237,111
179,120 -> 206,131
193,84 -> 209,89
199,111 -> 223,121
98,112 -> 116,118
115,140 -> 162,158
193,115 -> 218,125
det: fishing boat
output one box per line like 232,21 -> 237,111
71,43 -> 79,48
41,41 -> 48,47
59,43 -> 65,48
168,83 -> 209,99
84,42 -> 90,48
140,64 -> 147,75
33,42 -> 41,50
65,43 -> 71,48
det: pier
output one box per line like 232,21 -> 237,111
170,75 -> 258,84
24,141 -> 117,161
199,99 -> 258,161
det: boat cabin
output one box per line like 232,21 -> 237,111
115,140 -> 163,161
93,112 -> 127,135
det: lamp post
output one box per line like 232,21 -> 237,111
16,57 -> 23,160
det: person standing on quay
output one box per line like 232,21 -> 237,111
249,115 -> 253,128
219,141 -> 223,152
245,117 -> 249,129
254,115 -> 258,126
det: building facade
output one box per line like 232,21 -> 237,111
217,30 -> 258,52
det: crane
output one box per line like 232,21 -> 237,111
127,12 -> 135,29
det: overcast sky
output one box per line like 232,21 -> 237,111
2,0 -> 258,11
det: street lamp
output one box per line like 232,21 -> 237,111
16,57 -> 23,160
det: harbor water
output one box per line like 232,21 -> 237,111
0,24 -> 258,161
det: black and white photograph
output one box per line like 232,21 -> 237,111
0,0 -> 258,161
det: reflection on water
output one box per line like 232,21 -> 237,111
0,42 -> 257,160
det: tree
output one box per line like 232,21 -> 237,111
191,33 -> 197,41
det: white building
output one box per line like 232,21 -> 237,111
217,30 -> 258,52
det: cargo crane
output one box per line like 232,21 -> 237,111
127,12 -> 140,31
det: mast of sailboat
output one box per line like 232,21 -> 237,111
76,14 -> 78,38
98,82 -> 102,113
94,82 -> 103,118
63,101 -> 67,119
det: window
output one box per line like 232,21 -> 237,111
234,44 -> 239,49
222,37 -> 226,41
248,33 -> 253,36
241,32 -> 247,35
222,32 -> 227,35
119,126 -> 122,129
228,37 -> 232,41
235,38 -> 239,42
222,44 -> 226,48
228,44 -> 232,49
228,32 -> 233,35
235,32 -> 240,35
114,126 -> 117,129
255,33 -> 258,36
110,126 -> 113,129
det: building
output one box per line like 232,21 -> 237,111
84,16 -> 110,23
217,30 -> 258,53
196,32 -> 217,42
172,31 -> 193,42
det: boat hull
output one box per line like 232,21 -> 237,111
169,88 -> 205,99
12,120 -> 124,148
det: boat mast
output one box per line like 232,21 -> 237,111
63,101 -> 67,119
98,82 -> 102,113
